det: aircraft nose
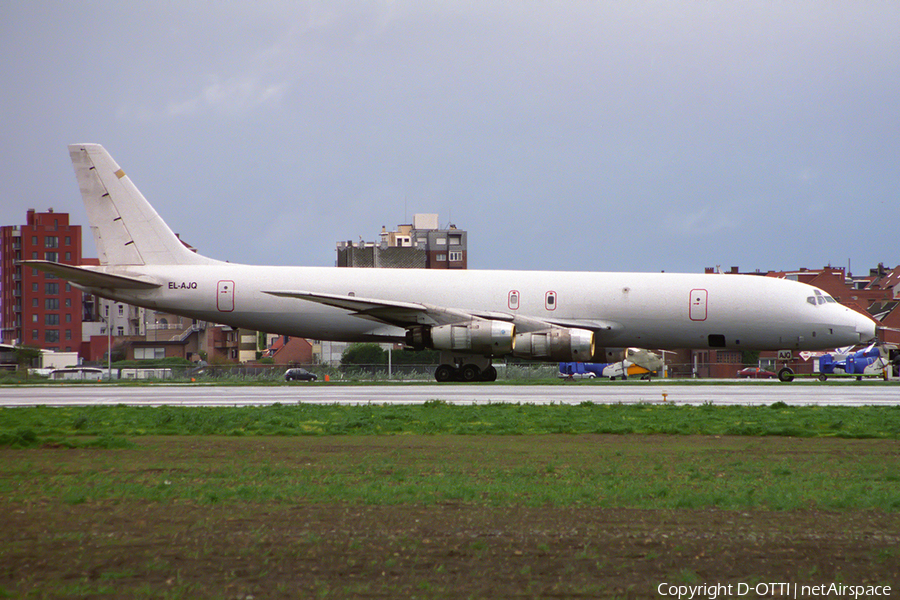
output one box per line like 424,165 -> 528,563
853,311 -> 877,343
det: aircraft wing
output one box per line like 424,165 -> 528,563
264,290 -> 477,327
21,261 -> 161,290
264,289 -> 621,336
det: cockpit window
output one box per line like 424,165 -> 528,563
807,289 -> 837,306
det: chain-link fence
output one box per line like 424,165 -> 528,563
16,361 -> 789,383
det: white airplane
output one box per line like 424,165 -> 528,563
25,144 -> 877,382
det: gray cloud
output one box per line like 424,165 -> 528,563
2,1 -> 898,274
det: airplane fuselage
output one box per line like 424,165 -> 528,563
85,264 -> 872,352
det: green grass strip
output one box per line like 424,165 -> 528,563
2,402 -> 899,446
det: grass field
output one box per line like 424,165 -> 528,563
2,403 -> 898,598
3,401 -> 900,442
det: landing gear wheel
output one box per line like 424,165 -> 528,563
777,367 -> 795,383
434,364 -> 456,383
818,374 -> 827,382
461,364 -> 481,382
480,366 -> 498,382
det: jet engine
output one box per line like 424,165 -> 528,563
429,320 -> 516,356
513,327 -> 595,361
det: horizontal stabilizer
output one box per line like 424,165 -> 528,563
22,261 -> 161,290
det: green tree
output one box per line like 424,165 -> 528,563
14,345 -> 42,372
391,348 -> 441,364
341,343 -> 387,366
741,350 -> 761,366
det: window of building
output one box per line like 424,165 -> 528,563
45,330 -> 59,343
134,347 -> 166,360
118,305 -> 124,316
64,298 -> 71,307
32,314 -> 38,322
65,283 -> 71,292
46,314 -> 60,325
45,283 -> 59,295
449,235 -> 461,245
45,236 -> 58,248
435,237 -> 446,245
65,313 -> 71,323
32,298 -> 38,307
32,283 -> 38,292
65,236 -> 71,246
117,327 -> 124,336
436,253 -> 447,262
449,251 -> 462,262
32,329 -> 38,339
46,298 -> 59,310
45,251 -> 58,262
65,329 -> 72,340
32,251 -> 38,259
716,351 -> 742,363
65,252 -> 71,261
31,236 -> 37,245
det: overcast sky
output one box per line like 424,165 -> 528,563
2,1 -> 898,274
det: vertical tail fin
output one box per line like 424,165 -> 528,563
69,144 -> 215,266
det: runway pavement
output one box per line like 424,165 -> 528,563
2,381 -> 899,407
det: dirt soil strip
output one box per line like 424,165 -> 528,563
1,435 -> 898,599
2,503 -> 898,599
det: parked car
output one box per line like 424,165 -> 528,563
285,368 -> 318,382
737,367 -> 777,379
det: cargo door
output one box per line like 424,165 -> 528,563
217,280 -> 235,312
689,289 -> 707,321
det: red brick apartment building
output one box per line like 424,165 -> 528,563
1,209 -> 83,351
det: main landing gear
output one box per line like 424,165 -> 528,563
434,353 -> 498,382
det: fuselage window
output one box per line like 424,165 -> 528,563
545,291 -> 557,311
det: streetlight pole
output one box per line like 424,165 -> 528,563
107,315 -> 111,380
102,303 -> 111,381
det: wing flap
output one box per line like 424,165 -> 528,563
264,290 -> 474,327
